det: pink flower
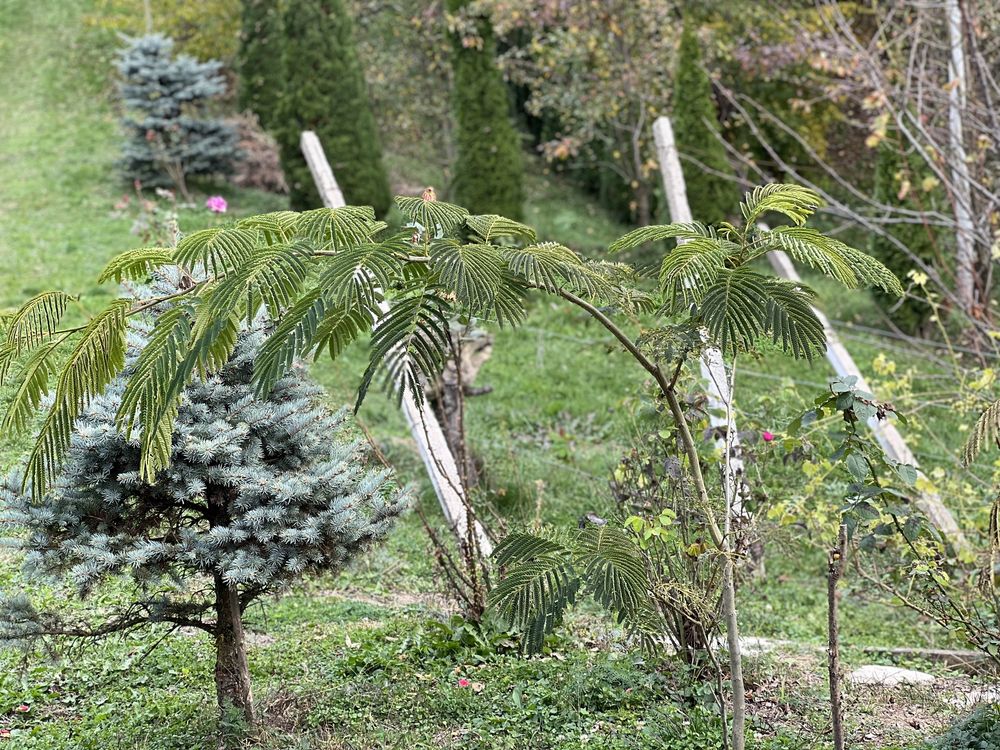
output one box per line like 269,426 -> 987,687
13,706 -> 28,714
762,431 -> 775,442
205,195 -> 228,214
457,678 -> 471,688
0,727 -> 10,737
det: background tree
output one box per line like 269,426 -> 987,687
275,0 -> 391,213
349,0 -> 453,171
238,0 -> 284,130
671,21 -> 736,225
719,0 -> 1000,333
487,0 -> 676,225
868,140 -> 942,334
0,281 -> 407,723
87,0 -> 242,66
116,34 -> 238,198
446,0 -> 524,219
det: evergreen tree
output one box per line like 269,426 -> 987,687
0,272 -> 407,722
275,0 -> 391,213
446,0 -> 524,219
238,0 -> 284,130
116,35 -> 238,196
869,142 -> 939,333
671,22 -> 736,224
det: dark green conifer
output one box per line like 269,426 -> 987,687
446,0 -> 524,219
276,0 -> 391,213
671,22 -> 735,224
238,0 -> 283,130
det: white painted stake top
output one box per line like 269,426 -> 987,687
299,131 -> 492,555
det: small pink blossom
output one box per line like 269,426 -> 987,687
205,195 -> 228,214
0,727 -> 10,738
457,678 -> 471,688
13,706 -> 28,714
761,431 -> 775,442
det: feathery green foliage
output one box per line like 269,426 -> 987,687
98,247 -> 175,284
671,21 -> 736,224
275,0 -> 391,213
962,399 -> 1000,467
491,525 -> 657,653
446,0 -> 524,219
25,300 -> 130,499
612,184 -> 900,358
0,184 -> 898,501
3,291 -> 74,356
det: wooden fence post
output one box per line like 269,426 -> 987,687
299,131 -> 492,555
652,116 -> 751,524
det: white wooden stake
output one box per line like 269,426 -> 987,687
652,116 -> 750,521
766,248 -> 967,548
300,131 -> 492,555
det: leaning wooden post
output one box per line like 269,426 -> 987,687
652,116 -> 751,524
300,131 -> 492,555
765,248 -> 967,549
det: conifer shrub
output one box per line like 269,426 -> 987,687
0,272 -> 407,722
671,22 -> 736,224
116,34 -> 238,197
238,0 -> 284,130
446,0 -> 524,219
275,0 -> 391,213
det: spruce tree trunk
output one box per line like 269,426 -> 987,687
214,574 -> 254,724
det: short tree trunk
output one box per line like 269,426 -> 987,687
214,574 -> 254,724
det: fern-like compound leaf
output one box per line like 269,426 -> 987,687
1,339 -> 62,434
698,267 -> 772,357
465,214 -> 537,244
116,307 -> 192,482
489,531 -> 580,653
430,241 -> 506,316
577,526 -> 651,621
297,205 -> 381,250
316,232 -> 409,310
963,398 -> 1000,466
740,183 -> 824,226
5,291 -> 74,354
357,290 -> 451,410
760,277 -> 826,360
199,241 -> 311,324
236,211 -> 301,244
174,226 -> 260,278
657,238 -> 730,312
609,222 -> 716,253
395,195 -> 469,236
97,247 -> 174,284
253,287 -> 329,397
24,300 -> 131,500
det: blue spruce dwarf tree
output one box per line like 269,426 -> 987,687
0,275 -> 407,723
117,35 -> 238,197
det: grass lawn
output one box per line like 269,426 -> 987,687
0,1 -> 996,748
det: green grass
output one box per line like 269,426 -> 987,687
0,1 -> 993,748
